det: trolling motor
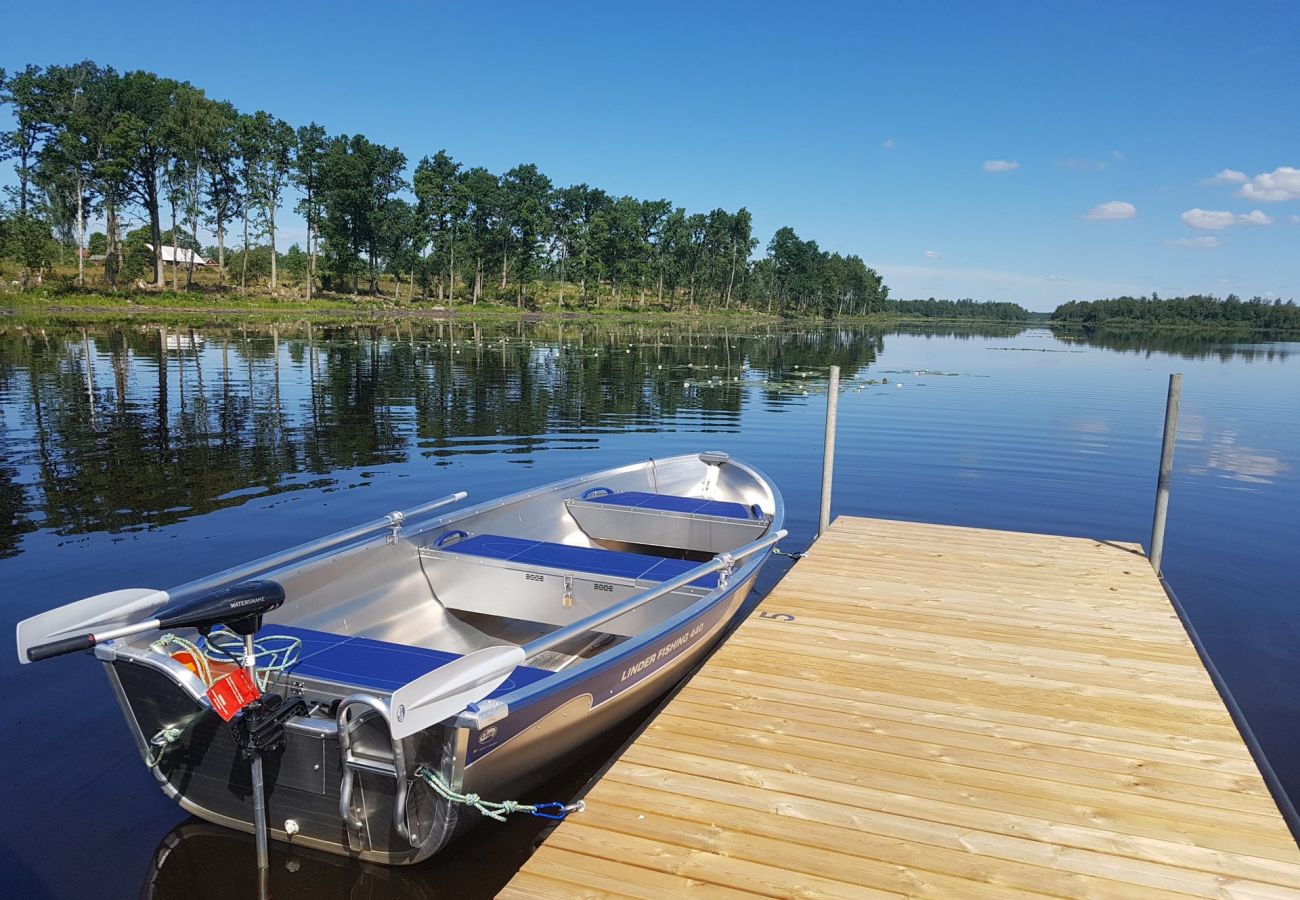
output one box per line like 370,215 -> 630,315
25,580 -> 287,662
25,581 -> 289,884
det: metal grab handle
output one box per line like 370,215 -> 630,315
336,694 -> 416,847
521,529 -> 788,660
579,486 -> 614,500
434,530 -> 468,548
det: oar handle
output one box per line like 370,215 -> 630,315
27,634 -> 96,662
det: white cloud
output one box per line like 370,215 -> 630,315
1165,236 -> 1223,248
923,250 -> 942,259
1112,149 -> 1125,159
1205,168 -> 1248,185
1237,209 -> 1274,225
882,138 -> 896,150
1083,200 -> 1136,221
982,159 -> 1020,173
1045,274 -> 1069,282
1181,209 -> 1235,230
1290,214 -> 1300,224
1236,166 -> 1300,202
1181,208 -> 1274,230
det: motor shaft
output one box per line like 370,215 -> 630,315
244,634 -> 271,872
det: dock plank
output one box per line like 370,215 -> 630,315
500,516 -> 1300,897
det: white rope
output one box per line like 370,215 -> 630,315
199,626 -> 302,691
150,628 -> 302,690
415,765 -> 584,822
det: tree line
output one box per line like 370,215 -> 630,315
885,297 -> 1030,322
0,61 -> 890,316
1051,294 -> 1300,330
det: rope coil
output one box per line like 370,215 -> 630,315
414,765 -> 584,822
200,627 -> 302,690
151,627 -> 302,690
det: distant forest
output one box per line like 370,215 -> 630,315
885,298 -> 1030,322
1051,295 -> 1300,330
0,61 -> 892,316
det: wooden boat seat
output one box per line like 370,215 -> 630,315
254,625 -> 553,695
564,489 -> 769,554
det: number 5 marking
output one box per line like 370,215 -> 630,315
758,611 -> 795,622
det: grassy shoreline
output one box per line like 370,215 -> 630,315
4,292 -> 1293,340
8,291 -> 1296,337
0,288 -> 1032,328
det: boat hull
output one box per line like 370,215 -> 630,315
103,569 -> 759,863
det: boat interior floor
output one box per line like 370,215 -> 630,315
292,600 -> 621,676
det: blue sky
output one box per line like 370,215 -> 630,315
2,0 -> 1297,310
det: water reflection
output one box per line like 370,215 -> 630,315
1054,326 -> 1294,361
1195,432 -> 1291,485
1060,418 -> 1112,456
142,823 -> 443,900
5,320 -> 1294,555
0,322 -> 884,548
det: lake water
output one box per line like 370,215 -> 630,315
1,319 -> 1296,897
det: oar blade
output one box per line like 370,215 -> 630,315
390,645 -> 527,739
16,588 -> 169,665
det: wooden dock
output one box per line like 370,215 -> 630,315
499,516 -> 1300,898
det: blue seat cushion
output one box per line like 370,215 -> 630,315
585,490 -> 753,520
446,534 -> 719,589
245,625 -> 553,695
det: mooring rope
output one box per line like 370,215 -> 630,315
414,765 -> 584,822
144,726 -> 186,768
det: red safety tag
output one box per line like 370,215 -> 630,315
206,668 -> 262,721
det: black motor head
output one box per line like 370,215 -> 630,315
156,581 -> 286,636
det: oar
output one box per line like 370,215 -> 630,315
389,645 -> 527,739
16,587 -> 169,665
24,581 -> 286,662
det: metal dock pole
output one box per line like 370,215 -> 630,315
819,365 -> 840,537
1149,373 -> 1182,575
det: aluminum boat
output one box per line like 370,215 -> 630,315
17,452 -> 784,864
